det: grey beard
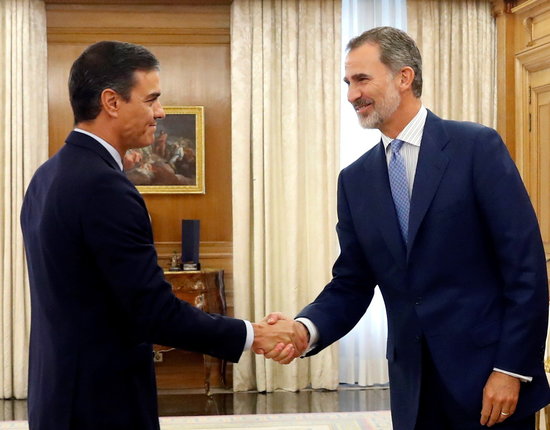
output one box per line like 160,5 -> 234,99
357,90 -> 400,130
358,110 -> 383,129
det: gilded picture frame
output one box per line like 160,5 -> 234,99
124,106 -> 205,194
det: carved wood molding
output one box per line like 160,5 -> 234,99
156,241 -> 232,257
512,0 -> 550,14
45,0 -> 231,4
48,27 -> 229,45
516,40 -> 550,70
492,0 -> 518,17
512,0 -> 550,49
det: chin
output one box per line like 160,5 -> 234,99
359,115 -> 381,130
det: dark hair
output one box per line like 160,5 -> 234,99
68,41 -> 160,124
347,26 -> 423,97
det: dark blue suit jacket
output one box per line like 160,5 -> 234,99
297,111 -> 550,429
21,131 -> 247,430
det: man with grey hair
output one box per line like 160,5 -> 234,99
263,26 -> 549,429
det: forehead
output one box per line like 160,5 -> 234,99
131,69 -> 161,93
344,43 -> 389,77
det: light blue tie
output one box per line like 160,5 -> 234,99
388,139 -> 410,243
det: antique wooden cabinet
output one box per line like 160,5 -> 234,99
154,269 -> 227,394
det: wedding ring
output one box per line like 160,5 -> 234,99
500,412 -> 510,416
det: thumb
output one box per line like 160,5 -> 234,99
264,312 -> 286,325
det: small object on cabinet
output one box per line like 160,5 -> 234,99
181,219 -> 200,271
169,251 -> 182,271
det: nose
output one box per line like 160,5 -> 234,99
154,101 -> 165,120
347,84 -> 361,104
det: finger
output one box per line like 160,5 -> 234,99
273,343 -> 295,364
264,342 -> 286,359
264,312 -> 286,324
480,398 -> 492,426
487,404 -> 503,427
272,344 -> 295,364
278,350 -> 297,365
497,410 -> 511,423
497,401 -> 516,423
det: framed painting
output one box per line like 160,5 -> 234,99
124,106 -> 205,194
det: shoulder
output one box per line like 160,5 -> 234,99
60,144 -> 128,193
340,143 -> 381,179
34,143 -> 140,215
428,111 -> 500,143
443,119 -> 495,139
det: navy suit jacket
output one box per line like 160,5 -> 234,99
21,131 -> 247,430
297,111 -> 549,430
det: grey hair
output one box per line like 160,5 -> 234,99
347,26 -> 423,97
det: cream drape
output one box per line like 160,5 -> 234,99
0,0 -> 48,399
231,0 -> 341,392
408,0 -> 496,127
338,0 -> 407,388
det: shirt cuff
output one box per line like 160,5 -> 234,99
493,368 -> 532,382
243,320 -> 254,351
295,317 -> 319,355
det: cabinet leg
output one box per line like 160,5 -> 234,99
203,354 -> 212,395
220,359 -> 227,388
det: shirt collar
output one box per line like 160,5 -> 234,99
73,128 -> 124,171
381,105 -> 427,150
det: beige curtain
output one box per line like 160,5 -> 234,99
231,0 -> 341,392
408,0 -> 496,127
0,0 -> 48,399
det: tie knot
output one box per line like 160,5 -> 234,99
390,139 -> 405,154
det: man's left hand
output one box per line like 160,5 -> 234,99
480,371 -> 520,427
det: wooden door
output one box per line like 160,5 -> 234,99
516,45 -> 550,282
529,67 -> 550,274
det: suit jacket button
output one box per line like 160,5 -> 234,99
415,297 -> 422,305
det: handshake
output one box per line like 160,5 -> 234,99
251,312 -> 310,365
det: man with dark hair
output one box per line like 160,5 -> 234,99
265,27 -> 550,429
21,41 -> 306,430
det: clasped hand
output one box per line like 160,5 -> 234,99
252,312 -> 309,365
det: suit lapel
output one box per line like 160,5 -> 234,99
364,142 -> 407,267
407,111 -> 450,259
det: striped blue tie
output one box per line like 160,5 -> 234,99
388,139 -> 410,243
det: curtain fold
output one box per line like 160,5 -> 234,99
231,0 -> 341,392
337,0 -> 407,388
408,0 -> 496,127
0,0 -> 48,399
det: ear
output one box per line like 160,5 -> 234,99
398,67 -> 415,92
100,88 -> 121,118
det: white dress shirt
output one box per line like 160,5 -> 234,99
73,129 -> 254,352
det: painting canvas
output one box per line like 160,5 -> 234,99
124,106 -> 205,194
